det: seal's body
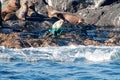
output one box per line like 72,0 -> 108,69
46,5 -> 84,23
56,12 -> 84,23
16,0 -> 28,20
1,0 -> 20,21
2,12 -> 17,21
2,0 -> 20,13
27,0 -> 37,17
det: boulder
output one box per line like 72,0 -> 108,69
78,3 -> 120,27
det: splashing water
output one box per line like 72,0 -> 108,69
0,45 -> 120,80
0,45 -> 119,62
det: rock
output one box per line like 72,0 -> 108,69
0,1 -> 2,27
0,33 -> 22,48
68,42 -> 79,46
43,0 -> 120,12
0,0 -> 120,48
84,39 -> 101,46
0,28 -> 13,34
78,3 -> 120,27
2,0 -> 120,27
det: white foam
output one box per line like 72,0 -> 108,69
84,49 -> 115,62
0,45 -> 120,62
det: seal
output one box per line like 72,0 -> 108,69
28,0 -> 36,11
16,0 -> 28,20
3,12 -> 17,21
27,9 -> 36,17
27,0 -> 37,17
2,0 -> 20,13
1,0 -> 20,21
56,12 -> 84,23
46,5 -> 84,23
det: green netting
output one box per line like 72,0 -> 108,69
49,28 -> 64,36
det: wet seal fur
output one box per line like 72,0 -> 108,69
46,5 -> 84,23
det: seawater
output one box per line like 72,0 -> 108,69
0,45 -> 120,80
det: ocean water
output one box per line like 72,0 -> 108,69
0,45 -> 120,80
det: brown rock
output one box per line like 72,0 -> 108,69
84,39 -> 100,46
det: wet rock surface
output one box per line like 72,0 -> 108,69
0,19 -> 120,48
0,0 -> 120,48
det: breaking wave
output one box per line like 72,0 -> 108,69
0,45 -> 120,62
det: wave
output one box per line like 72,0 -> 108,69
0,45 -> 120,62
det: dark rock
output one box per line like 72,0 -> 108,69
0,0 -> 120,48
0,28 -> 13,34
0,1 -> 2,27
78,3 -> 120,27
35,0 -> 120,27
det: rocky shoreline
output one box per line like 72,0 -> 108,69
0,20 -> 119,49
0,0 -> 120,48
